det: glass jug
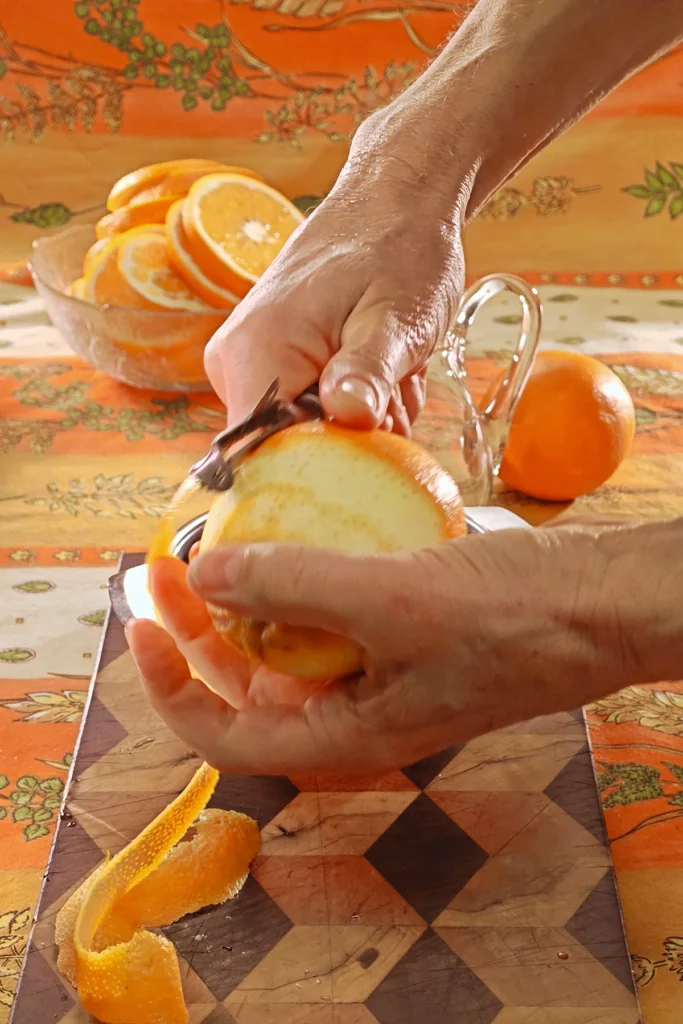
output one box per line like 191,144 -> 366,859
415,273 -> 542,505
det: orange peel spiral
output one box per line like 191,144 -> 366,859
55,763 -> 260,1024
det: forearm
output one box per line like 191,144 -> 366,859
469,518 -> 683,726
351,0 -> 683,218
538,518 -> 683,710
591,518 -> 683,690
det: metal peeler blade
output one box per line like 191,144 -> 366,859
190,379 -> 322,492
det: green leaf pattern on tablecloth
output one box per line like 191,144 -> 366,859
0,768 -> 68,841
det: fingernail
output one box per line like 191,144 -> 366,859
188,548 -> 242,594
338,376 -> 380,415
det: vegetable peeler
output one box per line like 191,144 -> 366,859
189,378 -> 322,493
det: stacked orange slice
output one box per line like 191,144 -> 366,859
166,198 -> 240,310
180,172 -> 304,299
55,762 -> 260,1024
63,159 -> 305,384
95,158 -> 265,242
69,158 -> 300,310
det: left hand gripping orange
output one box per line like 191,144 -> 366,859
55,763 -> 260,1024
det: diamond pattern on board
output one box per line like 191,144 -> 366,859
210,772 -> 300,828
163,874 -> 292,1001
365,793 -> 488,923
201,1007 -> 237,1024
262,792 -> 417,857
74,695 -> 126,770
254,855 -> 424,925
545,744 -> 608,844
434,800 -> 610,929
39,816 -> 105,909
437,925 -> 637,1009
366,928 -> 502,1024
8,945 -> 74,1024
566,870 -> 635,991
427,732 -> 588,793
220,1007 -> 381,1023
402,746 -> 464,790
427,791 -> 550,857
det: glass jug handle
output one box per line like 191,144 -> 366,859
452,273 -> 542,472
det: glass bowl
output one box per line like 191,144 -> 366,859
29,225 -> 230,392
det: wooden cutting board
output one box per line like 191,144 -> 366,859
11,554 -> 639,1024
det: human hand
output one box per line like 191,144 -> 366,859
125,521 -> 680,776
204,121 -> 469,435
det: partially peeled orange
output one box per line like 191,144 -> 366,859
191,421 -> 467,680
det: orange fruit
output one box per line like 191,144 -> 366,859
107,159 -> 264,211
83,228 -> 162,309
66,276 -> 86,299
55,762 -> 260,1024
486,350 -> 636,501
95,194 -> 185,240
106,158 -> 225,211
196,420 -> 466,679
182,172 -> 304,298
82,236 -> 113,276
132,165 -> 262,206
116,229 -> 213,312
82,228 -> 221,386
166,199 -> 238,310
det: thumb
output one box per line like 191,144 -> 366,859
319,299 -> 428,428
187,543 -> 413,644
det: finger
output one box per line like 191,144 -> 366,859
319,298 -> 427,429
187,543 -> 414,647
149,557 -> 252,709
204,308 -> 327,426
387,388 -> 411,437
400,369 -> 427,424
127,625 -> 415,775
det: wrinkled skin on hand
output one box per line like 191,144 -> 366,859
126,520 -> 680,777
204,131 -> 468,436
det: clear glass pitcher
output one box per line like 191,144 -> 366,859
415,273 -> 542,505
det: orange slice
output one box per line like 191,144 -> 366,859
66,276 -> 86,300
182,173 -> 304,298
107,159 -> 227,211
55,762 -> 260,1024
83,229 -> 164,309
133,165 -> 263,207
166,199 -> 239,310
116,229 -> 213,312
82,237 -> 111,275
96,195 -> 185,241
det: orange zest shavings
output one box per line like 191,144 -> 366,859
55,762 -> 260,1024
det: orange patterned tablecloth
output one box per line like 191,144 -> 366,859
2,3 -> 683,1022
2,283 -> 683,1024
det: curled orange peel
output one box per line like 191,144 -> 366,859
55,763 -> 260,1024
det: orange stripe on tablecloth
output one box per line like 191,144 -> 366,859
0,681 -> 86,867
0,261 -> 32,287
587,679 -> 683,873
0,547 -> 124,566
0,357 -> 222,455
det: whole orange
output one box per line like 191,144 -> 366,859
485,350 -> 635,501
